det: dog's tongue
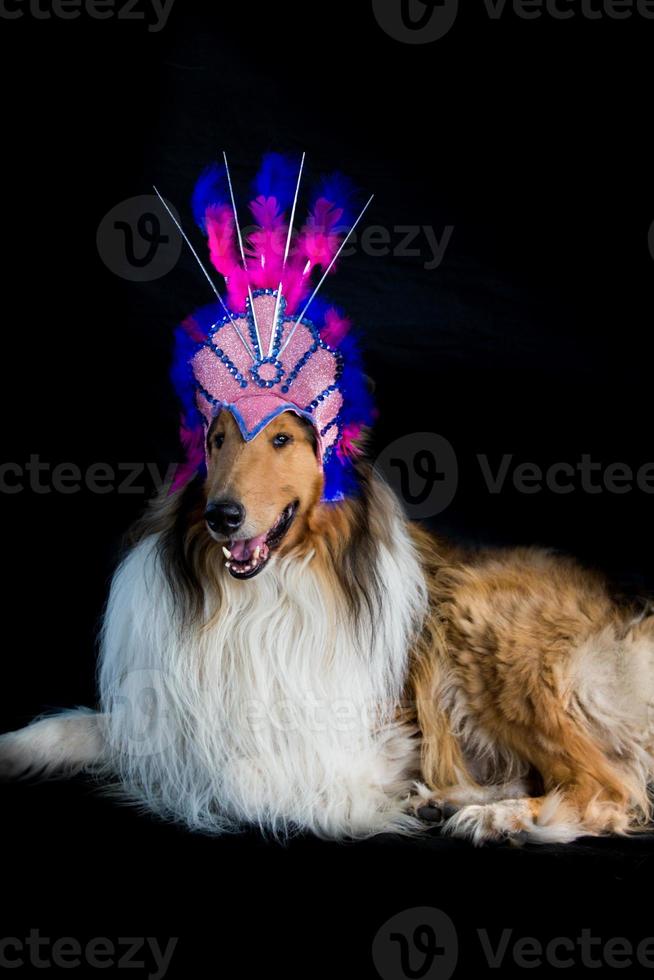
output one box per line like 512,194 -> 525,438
230,532 -> 267,562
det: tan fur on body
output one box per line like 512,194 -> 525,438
406,526 -> 654,843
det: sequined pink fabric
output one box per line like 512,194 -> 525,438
191,290 -> 342,461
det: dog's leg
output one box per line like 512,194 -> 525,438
441,784 -> 635,846
408,776 -> 531,824
441,736 -> 640,845
404,604 -> 499,821
409,628 -> 644,842
440,794 -> 567,845
0,709 -> 107,780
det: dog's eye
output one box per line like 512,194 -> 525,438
214,433 -> 225,450
272,433 -> 292,448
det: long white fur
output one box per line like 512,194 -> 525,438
95,481 -> 428,839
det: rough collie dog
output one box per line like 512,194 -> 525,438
2,408 -> 654,844
2,154 -> 654,845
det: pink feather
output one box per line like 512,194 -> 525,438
195,177 -> 354,321
205,205 -> 248,311
320,308 -> 351,348
181,315 -> 206,344
247,194 -> 288,290
250,195 -> 285,230
170,418 -> 205,494
296,198 -> 344,273
280,196 -> 346,313
336,422 -> 365,463
278,260 -> 310,314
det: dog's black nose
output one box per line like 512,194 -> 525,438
205,500 -> 245,535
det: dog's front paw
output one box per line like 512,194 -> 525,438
417,801 -> 460,825
442,800 -> 532,846
407,782 -> 460,825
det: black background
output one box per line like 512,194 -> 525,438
1,1 -> 653,976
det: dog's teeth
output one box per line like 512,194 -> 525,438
253,546 -> 261,560
225,561 -> 232,569
222,546 -> 232,559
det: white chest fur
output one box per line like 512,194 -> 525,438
99,513 -> 426,839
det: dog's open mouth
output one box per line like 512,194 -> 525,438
223,501 -> 298,579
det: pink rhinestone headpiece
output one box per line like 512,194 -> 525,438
191,288 -> 344,464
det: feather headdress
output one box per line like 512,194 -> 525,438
159,153 -> 375,500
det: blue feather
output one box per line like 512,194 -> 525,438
253,152 -> 300,211
191,163 -> 229,231
170,327 -> 202,428
323,452 -> 360,501
322,327 -> 375,502
304,295 -> 330,331
336,332 -> 375,428
311,172 -> 358,228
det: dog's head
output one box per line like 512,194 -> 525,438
203,409 -> 323,579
